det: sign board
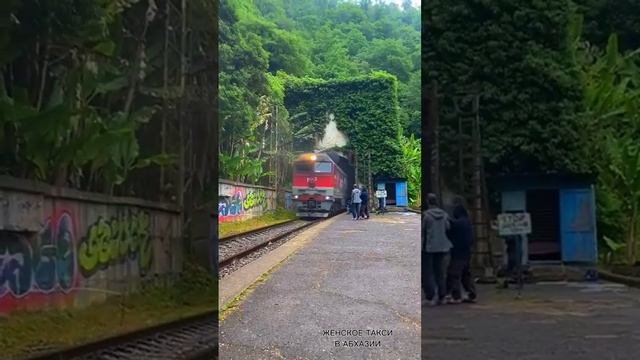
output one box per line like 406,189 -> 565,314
497,212 -> 532,236
375,190 -> 387,198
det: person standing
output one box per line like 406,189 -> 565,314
375,187 -> 387,214
422,193 -> 452,305
360,186 -> 370,219
445,200 -> 477,304
351,184 -> 362,220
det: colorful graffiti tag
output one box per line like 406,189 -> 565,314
77,210 -> 152,278
243,190 -> 266,210
0,208 -> 154,314
218,191 -> 245,218
0,211 -> 79,313
218,188 -> 268,222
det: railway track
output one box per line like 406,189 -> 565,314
219,219 -> 298,242
218,219 -> 316,270
24,311 -> 217,360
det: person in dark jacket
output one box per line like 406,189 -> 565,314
446,200 -> 477,303
359,186 -> 370,219
422,193 -> 452,305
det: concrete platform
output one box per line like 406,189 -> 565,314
423,282 -> 640,359
220,212 -> 421,360
219,218 -> 338,310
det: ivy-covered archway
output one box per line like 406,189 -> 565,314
283,72 -> 403,178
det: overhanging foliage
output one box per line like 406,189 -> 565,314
425,0 -> 586,177
283,72 -> 403,178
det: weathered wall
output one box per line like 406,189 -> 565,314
284,191 -> 293,210
218,180 -> 277,222
0,176 -> 181,315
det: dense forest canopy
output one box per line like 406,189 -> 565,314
219,0 -> 421,200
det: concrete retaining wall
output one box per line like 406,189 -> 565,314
218,180 -> 278,223
0,176 -> 181,315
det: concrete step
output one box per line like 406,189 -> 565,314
528,264 -> 594,282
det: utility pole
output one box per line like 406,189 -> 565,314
354,150 -> 358,186
425,82 -> 441,203
160,0 -> 170,201
275,106 -> 279,195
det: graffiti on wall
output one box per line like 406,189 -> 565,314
218,191 -> 245,218
243,190 -> 266,210
77,210 -> 152,278
218,186 -> 269,222
1,207 -> 154,314
0,210 -> 79,313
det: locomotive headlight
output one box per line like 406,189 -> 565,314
325,196 -> 330,200
294,195 -> 299,199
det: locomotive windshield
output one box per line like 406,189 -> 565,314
314,162 -> 332,173
294,162 -> 313,172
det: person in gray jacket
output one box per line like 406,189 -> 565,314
351,184 -> 362,220
422,193 -> 452,305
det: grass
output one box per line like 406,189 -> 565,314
219,208 -> 296,238
0,261 -> 217,359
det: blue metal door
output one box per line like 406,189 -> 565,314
560,188 -> 597,263
396,182 -> 408,206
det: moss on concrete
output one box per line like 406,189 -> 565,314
219,209 -> 296,238
0,261 -> 217,359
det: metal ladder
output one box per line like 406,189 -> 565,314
453,94 -> 494,276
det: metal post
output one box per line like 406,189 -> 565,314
177,0 -> 187,209
160,0 -> 169,200
368,151 -> 373,211
516,234 -> 524,297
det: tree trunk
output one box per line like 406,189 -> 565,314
628,203 -> 638,265
36,27 -> 51,111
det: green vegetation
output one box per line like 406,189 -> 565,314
427,1 -> 640,266
0,0 -> 216,202
283,72 -> 402,178
425,0 -> 584,176
0,261 -> 216,359
219,208 -> 296,238
571,21 -> 640,266
1,0 -> 217,324
400,134 -> 421,207
220,0 -> 421,201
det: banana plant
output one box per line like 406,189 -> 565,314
602,236 -> 626,265
600,134 -> 640,265
399,134 -> 421,206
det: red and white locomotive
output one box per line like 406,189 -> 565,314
292,151 -> 351,218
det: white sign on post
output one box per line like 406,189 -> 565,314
497,212 -> 532,236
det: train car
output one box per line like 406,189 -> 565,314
292,151 -> 351,218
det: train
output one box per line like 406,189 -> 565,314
292,150 -> 354,218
